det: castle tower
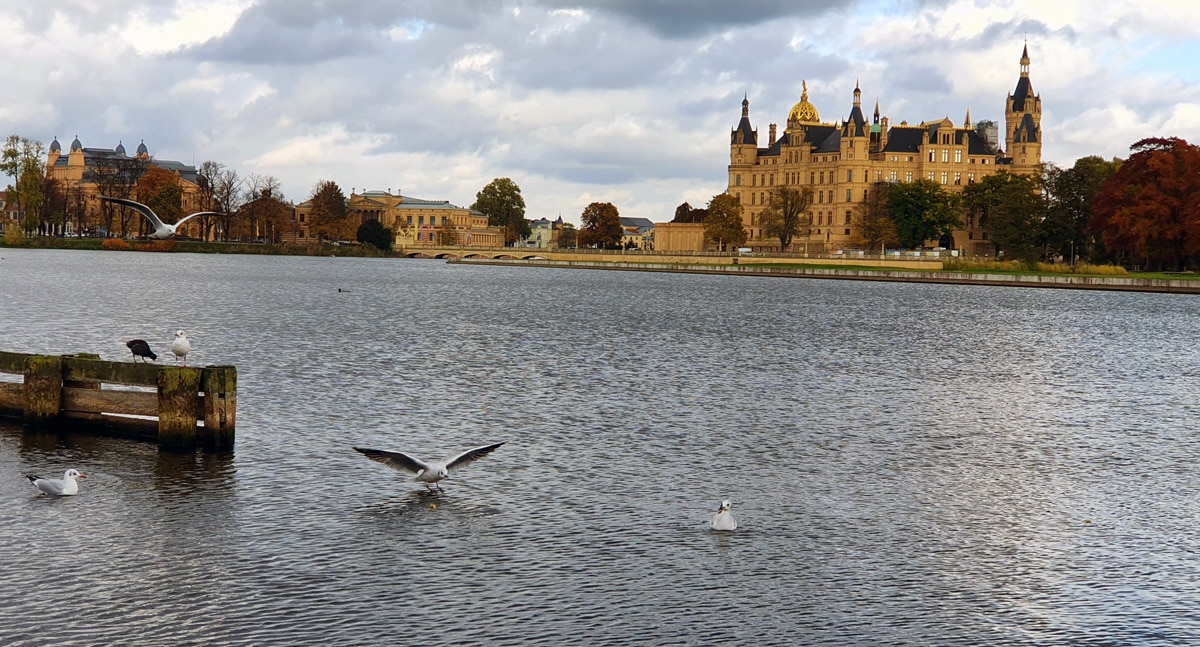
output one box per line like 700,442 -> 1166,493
1005,43 -> 1042,174
730,95 -> 758,166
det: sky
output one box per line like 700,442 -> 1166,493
2,0 -> 1198,224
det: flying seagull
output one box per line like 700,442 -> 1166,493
99,196 -> 222,240
27,469 -> 86,496
126,339 -> 156,363
171,330 -> 191,366
711,500 -> 737,531
353,442 -> 505,492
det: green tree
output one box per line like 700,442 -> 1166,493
308,179 -> 352,242
1092,137 -> 1200,271
703,193 -> 746,251
357,219 -> 395,251
471,177 -> 529,246
758,186 -> 813,251
578,202 -> 622,248
3,136 -> 45,230
961,171 -> 1044,263
556,222 -> 577,248
1042,156 -> 1121,264
886,179 -> 962,249
852,184 -> 899,253
17,165 -> 44,235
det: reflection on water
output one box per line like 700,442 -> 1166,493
1,248 -> 1199,645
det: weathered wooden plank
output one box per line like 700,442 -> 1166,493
61,411 -> 160,438
64,357 -> 159,387
62,387 -> 159,418
23,355 -> 63,426
0,351 -> 34,374
0,381 -> 22,414
158,367 -> 202,448
201,365 -> 237,448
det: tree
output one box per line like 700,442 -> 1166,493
672,202 -> 707,223
556,222 -> 578,248
472,177 -> 529,245
1091,137 -> 1200,271
3,136 -> 45,232
886,179 -> 962,249
703,193 -> 746,251
88,155 -> 149,236
238,176 -> 290,243
758,186 -> 813,251
357,218 -> 395,251
1042,156 -> 1121,264
578,202 -> 622,248
961,171 -> 1044,263
852,184 -> 899,253
136,166 -> 184,237
308,180 -> 352,242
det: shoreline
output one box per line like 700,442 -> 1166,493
448,257 -> 1200,295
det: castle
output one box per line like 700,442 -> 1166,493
720,44 -> 1042,256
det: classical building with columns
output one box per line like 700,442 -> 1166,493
679,45 -> 1043,256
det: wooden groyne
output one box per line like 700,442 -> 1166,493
0,351 -> 236,449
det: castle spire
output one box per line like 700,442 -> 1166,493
965,106 -> 971,128
873,99 -> 880,123
742,93 -> 749,118
1020,42 -> 1030,77
853,79 -> 861,107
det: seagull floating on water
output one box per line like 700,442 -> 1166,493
99,196 -> 222,240
711,500 -> 737,531
353,442 -> 505,493
27,469 -> 86,496
171,330 -> 190,366
126,339 -> 157,363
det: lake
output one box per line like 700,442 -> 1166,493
1,248 -> 1198,645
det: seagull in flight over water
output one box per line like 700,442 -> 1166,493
353,442 -> 505,493
99,196 -> 222,240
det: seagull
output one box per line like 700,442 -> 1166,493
711,500 -> 737,531
126,339 -> 157,363
27,469 -> 86,496
353,442 -> 505,493
171,330 -> 190,366
99,196 -> 222,240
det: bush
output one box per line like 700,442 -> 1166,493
3,226 -> 24,246
134,239 -> 176,252
102,238 -> 133,251
356,219 -> 395,252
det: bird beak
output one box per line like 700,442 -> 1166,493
78,474 -> 86,479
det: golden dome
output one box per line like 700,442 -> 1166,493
788,80 -> 820,124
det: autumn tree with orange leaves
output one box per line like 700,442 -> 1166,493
1091,137 -> 1200,271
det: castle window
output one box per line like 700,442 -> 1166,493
845,211 -> 851,225
820,171 -> 825,184
968,173 -> 976,183
810,172 -> 815,184
905,171 -> 913,183
941,150 -> 949,163
929,151 -> 936,162
847,170 -> 853,182
890,155 -> 898,162
928,172 -> 935,181
735,175 -> 741,186
889,171 -> 898,182
954,172 -> 961,185
955,150 -> 963,163
846,189 -> 852,202
940,172 -> 948,184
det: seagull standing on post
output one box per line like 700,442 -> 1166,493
98,196 -> 222,240
171,330 -> 191,366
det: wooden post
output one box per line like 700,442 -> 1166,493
201,366 -> 237,449
63,353 -> 102,422
158,367 -> 202,448
23,355 -> 63,427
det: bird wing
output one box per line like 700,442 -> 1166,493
99,197 -> 166,230
173,211 -> 223,227
443,441 -> 505,472
34,477 -> 65,495
353,447 -> 430,475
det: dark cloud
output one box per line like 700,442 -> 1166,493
539,0 -> 855,38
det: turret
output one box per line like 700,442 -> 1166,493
1004,43 -> 1042,173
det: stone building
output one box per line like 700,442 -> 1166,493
289,189 -> 504,247
45,136 -> 205,215
701,45 -> 1043,256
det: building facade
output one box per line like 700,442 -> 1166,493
289,189 -> 504,247
724,45 -> 1042,256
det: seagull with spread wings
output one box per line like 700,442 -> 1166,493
99,196 -> 222,240
353,442 -> 505,493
